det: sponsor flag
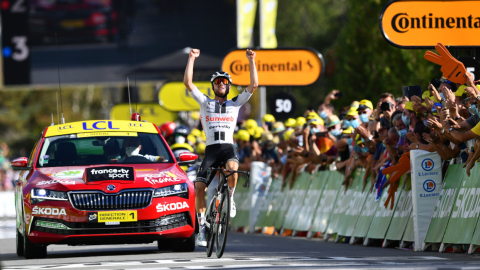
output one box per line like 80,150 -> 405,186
259,0 -> 278,48
237,0 -> 257,48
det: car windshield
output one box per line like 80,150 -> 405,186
36,132 -> 173,167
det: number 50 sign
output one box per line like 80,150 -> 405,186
269,92 -> 297,120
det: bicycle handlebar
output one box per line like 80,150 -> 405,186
206,168 -> 250,188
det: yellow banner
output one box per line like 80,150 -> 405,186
77,132 -> 137,138
237,0 -> 257,48
260,0 -> 277,48
158,82 -> 239,111
98,210 -> 137,222
45,120 -> 159,137
110,103 -> 177,126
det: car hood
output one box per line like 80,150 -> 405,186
31,163 -> 189,193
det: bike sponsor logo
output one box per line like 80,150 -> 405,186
209,125 -> 231,129
205,116 -> 235,122
32,206 -> 66,216
422,158 -> 434,171
156,201 -> 189,212
38,179 -> 76,185
144,172 -> 180,185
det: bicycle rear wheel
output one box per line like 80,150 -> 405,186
215,187 -> 230,258
205,190 -> 217,257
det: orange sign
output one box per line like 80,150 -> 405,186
221,48 -> 324,86
380,1 -> 480,48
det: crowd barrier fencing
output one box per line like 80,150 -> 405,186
230,152 -> 480,255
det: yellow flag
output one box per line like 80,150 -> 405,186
237,0 -> 257,48
260,0 -> 277,48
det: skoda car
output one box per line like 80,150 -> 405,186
11,120 -> 198,259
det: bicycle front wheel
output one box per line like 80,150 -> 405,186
215,188 -> 230,258
205,191 -> 217,257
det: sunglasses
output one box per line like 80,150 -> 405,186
214,78 -> 230,85
358,111 -> 368,114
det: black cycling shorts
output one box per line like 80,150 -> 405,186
195,143 -> 239,186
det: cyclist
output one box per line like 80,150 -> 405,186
184,48 -> 258,247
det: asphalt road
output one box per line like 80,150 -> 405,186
1,227 -> 480,270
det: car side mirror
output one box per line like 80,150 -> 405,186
11,157 -> 30,171
178,153 -> 198,166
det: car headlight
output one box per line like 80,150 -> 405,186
153,183 -> 188,198
31,188 -> 68,201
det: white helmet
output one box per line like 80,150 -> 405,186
210,71 -> 232,98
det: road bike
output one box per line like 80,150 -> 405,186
204,168 -> 250,258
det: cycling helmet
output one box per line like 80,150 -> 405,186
210,71 -> 232,98
159,122 -> 176,139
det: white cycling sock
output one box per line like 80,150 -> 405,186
229,186 -> 236,198
197,212 -> 205,226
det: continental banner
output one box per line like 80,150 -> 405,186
259,0 -> 278,48
282,172 -> 312,230
310,171 -> 343,234
293,170 -> 330,232
237,0 -> 257,48
423,164 -> 463,249
336,171 -> 368,239
380,0 -> 480,48
442,166 -> 480,247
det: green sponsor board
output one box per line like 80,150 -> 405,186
336,170 -> 368,237
402,211 -> 415,242
351,189 -> 378,239
366,177 -> 403,240
443,166 -> 480,244
255,179 -> 282,227
283,172 -> 312,229
231,176 -> 250,227
424,164 -> 463,244
263,175 -> 289,227
293,170 -> 331,232
385,187 -> 412,241
274,174 -> 297,230
310,171 -> 343,233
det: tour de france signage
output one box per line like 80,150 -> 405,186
221,48 -> 324,86
380,1 -> 480,48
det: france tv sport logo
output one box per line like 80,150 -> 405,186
423,180 -> 436,192
422,158 -> 434,171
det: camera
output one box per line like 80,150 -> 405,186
380,101 -> 394,111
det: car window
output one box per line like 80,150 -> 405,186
37,132 -> 173,167
27,136 -> 43,168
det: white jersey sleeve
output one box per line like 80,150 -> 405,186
231,89 -> 252,107
190,86 -> 207,104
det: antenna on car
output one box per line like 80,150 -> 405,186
55,33 -> 65,124
51,113 -> 54,126
133,29 -> 137,114
127,77 -> 132,115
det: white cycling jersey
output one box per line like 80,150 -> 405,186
191,86 -> 252,146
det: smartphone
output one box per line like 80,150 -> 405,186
380,101 -> 394,111
315,132 -> 327,138
334,92 -> 344,98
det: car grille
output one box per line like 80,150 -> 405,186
32,212 -> 192,235
68,190 -> 153,210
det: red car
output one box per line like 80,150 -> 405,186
11,120 -> 198,259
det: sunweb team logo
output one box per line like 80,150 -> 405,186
422,158 -> 434,171
423,180 -> 436,192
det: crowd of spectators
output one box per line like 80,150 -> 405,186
174,73 -> 480,195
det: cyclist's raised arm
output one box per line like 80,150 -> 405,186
183,48 -> 199,92
245,49 -> 258,94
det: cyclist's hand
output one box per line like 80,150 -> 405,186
190,49 -> 200,59
246,49 -> 256,60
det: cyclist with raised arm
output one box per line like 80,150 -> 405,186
184,48 -> 258,247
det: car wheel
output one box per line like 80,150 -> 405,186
171,232 -> 195,252
23,226 -> 47,259
16,229 -> 24,257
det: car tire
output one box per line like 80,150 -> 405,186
171,232 -> 195,252
157,239 -> 172,251
16,229 -> 24,257
23,226 -> 47,259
